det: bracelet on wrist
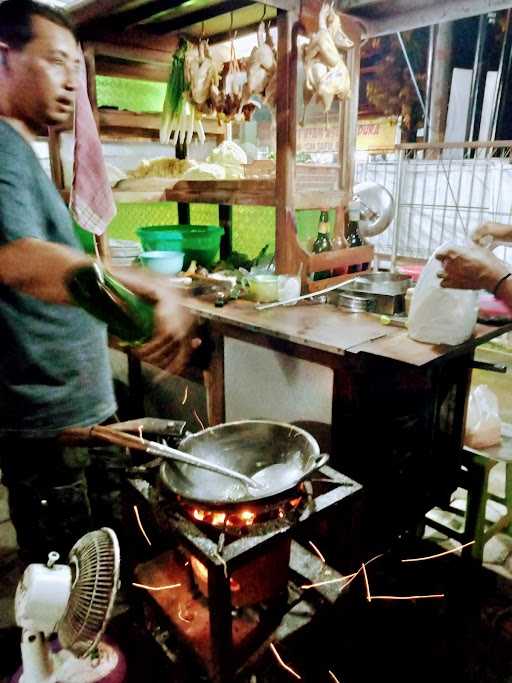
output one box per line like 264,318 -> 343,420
493,272 -> 512,297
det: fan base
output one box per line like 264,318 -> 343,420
12,638 -> 126,683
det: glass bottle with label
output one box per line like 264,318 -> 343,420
311,210 -> 332,281
346,201 -> 369,273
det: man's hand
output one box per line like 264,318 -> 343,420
471,222 -> 512,248
435,244 -> 510,292
132,300 -> 202,375
110,266 -> 202,374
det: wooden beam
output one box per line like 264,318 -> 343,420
358,0 -> 512,37
84,0 -> 185,32
338,16 -> 361,195
82,44 -> 110,263
147,0 -> 256,35
79,28 -> 178,52
275,8 -> 300,276
91,41 -> 174,64
48,128 -> 64,190
95,56 -> 169,82
71,0 -> 136,26
98,110 -> 225,136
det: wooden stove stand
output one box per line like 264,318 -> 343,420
126,466 -> 362,682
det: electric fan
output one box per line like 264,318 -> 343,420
12,527 -> 126,683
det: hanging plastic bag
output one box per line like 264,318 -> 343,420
408,242 -> 479,345
465,384 -> 501,449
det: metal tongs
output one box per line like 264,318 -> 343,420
60,424 -> 261,488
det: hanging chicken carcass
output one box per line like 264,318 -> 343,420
243,21 -> 277,109
302,2 -> 353,120
186,39 -> 221,115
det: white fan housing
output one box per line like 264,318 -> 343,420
14,528 -> 121,683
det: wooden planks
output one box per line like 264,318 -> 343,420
165,179 -> 276,206
182,297 -> 512,367
348,321 -> 512,365
275,8 -> 300,275
182,298 -> 397,358
98,110 -> 225,137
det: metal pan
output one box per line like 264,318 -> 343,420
159,420 -> 329,506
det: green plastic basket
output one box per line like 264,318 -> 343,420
136,224 -> 224,268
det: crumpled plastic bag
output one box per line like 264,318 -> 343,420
465,384 -> 502,449
408,241 -> 479,346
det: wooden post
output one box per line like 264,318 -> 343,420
338,17 -> 361,196
48,128 -> 65,191
203,330 -> 225,426
218,204 -> 233,259
275,9 -> 299,275
175,140 -> 191,225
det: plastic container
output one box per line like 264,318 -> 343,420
136,225 -> 224,268
138,250 -> 184,275
247,274 -> 279,303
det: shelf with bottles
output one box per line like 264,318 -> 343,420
296,241 -> 375,293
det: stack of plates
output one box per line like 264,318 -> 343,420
109,239 -> 141,267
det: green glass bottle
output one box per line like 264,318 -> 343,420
312,210 -> 332,281
67,263 -> 155,345
346,201 -> 368,273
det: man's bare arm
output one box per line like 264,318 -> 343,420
0,238 -> 92,303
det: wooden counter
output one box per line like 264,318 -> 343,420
183,296 -> 512,367
182,295 -> 512,549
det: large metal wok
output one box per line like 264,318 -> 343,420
160,420 -> 329,505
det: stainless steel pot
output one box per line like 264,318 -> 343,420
159,420 -> 329,505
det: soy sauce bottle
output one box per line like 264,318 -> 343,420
312,210 -> 332,281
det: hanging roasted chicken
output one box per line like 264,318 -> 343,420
302,2 -> 353,121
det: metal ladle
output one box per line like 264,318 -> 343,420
59,424 -> 262,488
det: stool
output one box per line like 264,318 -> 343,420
425,435 -> 512,563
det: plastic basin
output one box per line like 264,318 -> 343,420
139,250 -> 184,275
136,225 -> 224,268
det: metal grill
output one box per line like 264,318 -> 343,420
355,141 -> 512,267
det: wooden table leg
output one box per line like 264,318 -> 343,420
203,331 -> 225,426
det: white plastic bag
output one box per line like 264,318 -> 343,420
408,242 -> 479,345
465,384 -> 501,449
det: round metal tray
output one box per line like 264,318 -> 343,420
335,291 -> 376,312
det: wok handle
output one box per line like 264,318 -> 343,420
308,452 -> 330,473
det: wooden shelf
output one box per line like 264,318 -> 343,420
61,182 -> 348,208
164,179 -> 348,210
98,110 -> 225,140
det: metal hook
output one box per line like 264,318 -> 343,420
229,10 -> 234,34
201,21 -> 205,39
261,4 -> 267,22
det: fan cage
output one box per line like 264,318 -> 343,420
58,527 -> 120,658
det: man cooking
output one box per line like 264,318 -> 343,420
0,0 -> 198,561
437,222 -> 512,305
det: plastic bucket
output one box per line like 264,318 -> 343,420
136,225 -> 224,268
